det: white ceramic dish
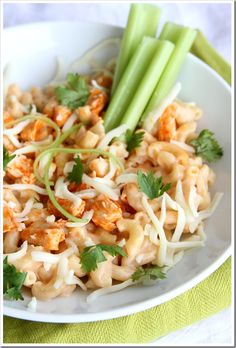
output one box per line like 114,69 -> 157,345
3,21 -> 231,323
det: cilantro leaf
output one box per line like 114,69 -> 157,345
189,129 -> 223,163
98,244 -> 127,257
137,170 -> 171,200
125,130 -> 145,153
67,157 -> 84,184
67,73 -> 87,93
131,265 -> 166,282
80,246 -> 106,273
80,244 -> 127,273
55,73 -> 89,110
3,257 -> 27,300
3,146 -> 16,170
55,87 -> 79,109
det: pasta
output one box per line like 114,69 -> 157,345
117,219 -> 144,259
90,253 -> 113,288
3,65 -> 223,305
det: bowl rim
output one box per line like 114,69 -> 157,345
3,19 -> 123,34
3,20 -> 231,91
3,20 -> 232,323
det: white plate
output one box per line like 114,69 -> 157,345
3,21 -> 231,323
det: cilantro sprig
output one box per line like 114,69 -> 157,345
189,129 -> 223,163
131,265 -> 166,282
80,244 -> 127,273
125,130 -> 145,153
55,73 -> 89,110
67,157 -> 84,184
3,146 -> 16,170
137,170 -> 171,200
3,257 -> 27,301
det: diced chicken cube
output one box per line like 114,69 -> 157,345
91,195 -> 122,231
6,155 -> 35,184
20,120 -> 50,142
53,105 -> 72,127
3,205 -> 19,233
87,89 -> 108,115
47,198 -> 85,219
21,219 -> 66,251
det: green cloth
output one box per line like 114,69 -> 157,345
4,31 -> 231,344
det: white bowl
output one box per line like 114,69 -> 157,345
3,21 -> 231,323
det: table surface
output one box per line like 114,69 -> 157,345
3,2 -> 232,345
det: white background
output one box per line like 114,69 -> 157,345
3,1 -> 232,345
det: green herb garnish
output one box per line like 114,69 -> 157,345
55,73 -> 89,109
67,157 -> 84,184
137,170 -> 171,200
125,130 -> 145,153
80,244 -> 127,273
189,129 -> 223,163
3,257 -> 27,301
131,265 -> 166,282
3,146 -> 16,170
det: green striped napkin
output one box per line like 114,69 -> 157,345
3,31 -> 231,344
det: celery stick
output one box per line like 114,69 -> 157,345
111,4 -> 161,94
119,40 -> 174,133
142,26 -> 197,120
191,30 -> 231,84
159,22 -> 183,43
104,37 -> 159,132
160,23 -> 231,84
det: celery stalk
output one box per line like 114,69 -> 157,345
191,30 -> 231,84
159,22 -> 183,43
119,40 -> 174,133
142,25 -> 197,119
111,4 -> 161,94
104,37 -> 159,132
162,24 -> 231,84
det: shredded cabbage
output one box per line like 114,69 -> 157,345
70,38 -> 121,74
86,279 -> 133,303
97,124 -> 128,149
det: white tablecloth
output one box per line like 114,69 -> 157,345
3,2 -> 232,345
